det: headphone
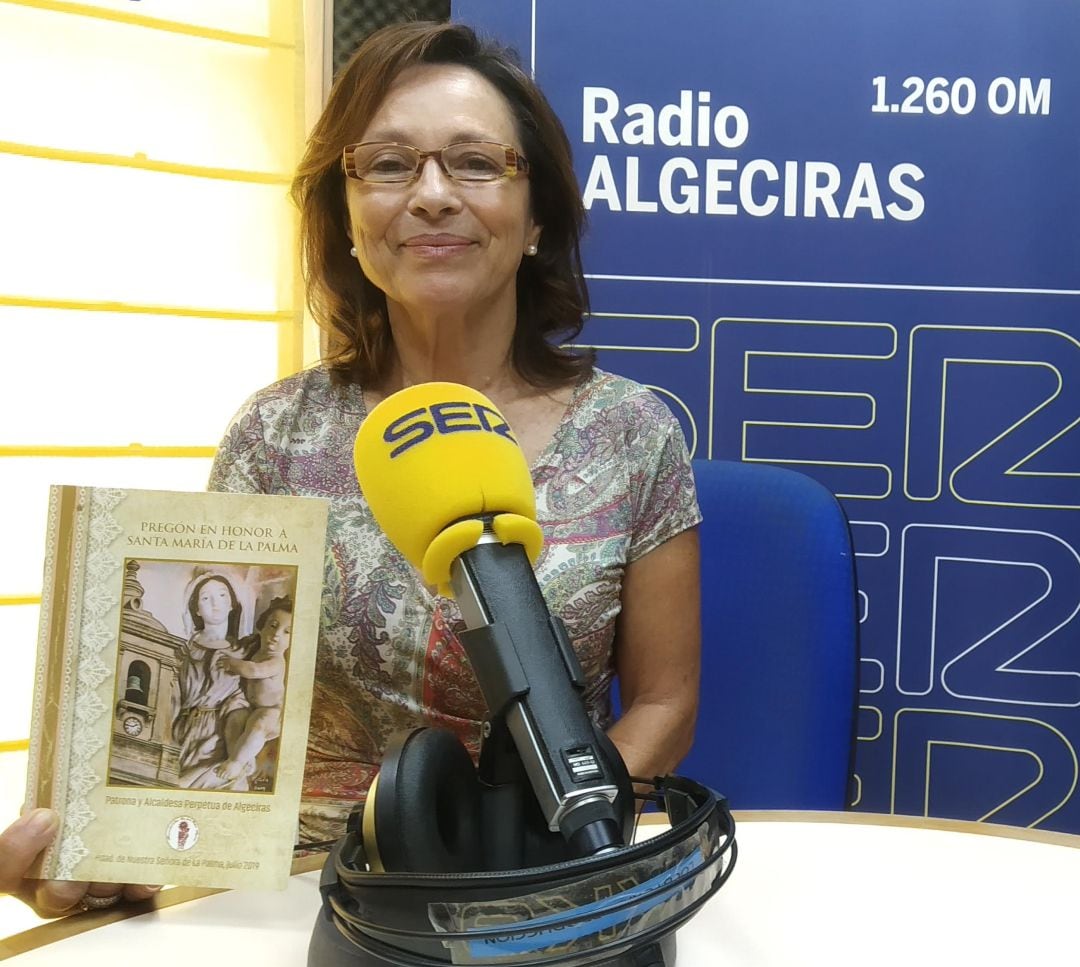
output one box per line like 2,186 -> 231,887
312,726 -> 737,967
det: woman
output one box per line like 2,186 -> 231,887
209,20 -> 701,844
2,19 -> 700,911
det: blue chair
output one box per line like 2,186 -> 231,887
680,459 -> 859,810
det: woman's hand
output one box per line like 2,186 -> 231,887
0,809 -> 161,917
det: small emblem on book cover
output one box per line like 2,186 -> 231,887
166,816 -> 199,851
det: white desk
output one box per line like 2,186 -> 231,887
4,812 -> 1079,966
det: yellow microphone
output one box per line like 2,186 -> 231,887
354,382 -> 627,858
354,382 -> 543,595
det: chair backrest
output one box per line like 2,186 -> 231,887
681,459 -> 859,810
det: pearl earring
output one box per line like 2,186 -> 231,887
525,243 -> 538,256
349,246 -> 357,258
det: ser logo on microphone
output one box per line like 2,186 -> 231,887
383,401 -> 517,458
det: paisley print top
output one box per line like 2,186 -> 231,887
208,366 -> 700,843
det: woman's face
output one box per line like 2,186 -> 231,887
196,579 -> 232,625
344,63 -> 541,322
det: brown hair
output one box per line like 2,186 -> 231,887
291,20 -> 593,388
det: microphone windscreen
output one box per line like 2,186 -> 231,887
354,382 -> 537,570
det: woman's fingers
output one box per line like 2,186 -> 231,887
29,881 -> 159,918
122,883 -> 163,902
1,812 -> 159,917
30,880 -> 143,917
0,808 -> 59,894
30,878 -> 93,917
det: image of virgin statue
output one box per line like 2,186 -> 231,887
172,572 -> 253,790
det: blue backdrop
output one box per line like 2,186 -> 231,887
455,0 -> 1080,833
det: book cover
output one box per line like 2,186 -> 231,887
24,485 -> 329,891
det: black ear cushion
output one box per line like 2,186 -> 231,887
371,727 -> 483,874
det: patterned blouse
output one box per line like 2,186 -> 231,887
208,366 -> 700,843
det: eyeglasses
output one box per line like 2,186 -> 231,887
342,141 -> 529,184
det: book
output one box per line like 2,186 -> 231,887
24,485 -> 329,891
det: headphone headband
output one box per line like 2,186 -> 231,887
319,775 -> 736,967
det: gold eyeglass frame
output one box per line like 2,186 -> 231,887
342,141 -> 530,183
